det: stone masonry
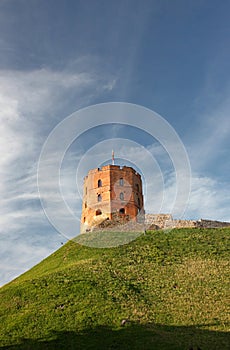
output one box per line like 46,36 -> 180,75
91,214 -> 229,232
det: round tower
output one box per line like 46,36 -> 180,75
81,165 -> 144,233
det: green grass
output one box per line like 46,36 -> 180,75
0,228 -> 229,349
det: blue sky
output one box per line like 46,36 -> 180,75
0,0 -> 230,285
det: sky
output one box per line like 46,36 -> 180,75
0,0 -> 230,286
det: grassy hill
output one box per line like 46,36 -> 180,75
0,228 -> 229,350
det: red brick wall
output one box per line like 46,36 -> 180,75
81,165 -> 144,232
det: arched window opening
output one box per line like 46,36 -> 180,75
120,192 -> 124,201
119,208 -> 125,214
138,197 -> 140,207
119,178 -> 124,186
96,209 -> 102,216
98,179 -> 102,187
83,217 -> 86,222
136,184 -> 139,192
98,194 -> 102,202
85,202 -> 87,208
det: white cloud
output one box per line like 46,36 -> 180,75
185,175 -> 230,221
189,80 -> 230,173
0,66 -> 116,228
0,66 -> 117,285
0,237 -> 61,287
0,68 -> 110,121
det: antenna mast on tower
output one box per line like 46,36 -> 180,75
112,150 -> 114,165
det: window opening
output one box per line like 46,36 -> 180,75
98,194 -> 102,202
120,192 -> 124,200
119,208 -> 125,214
119,178 -> 124,186
98,179 -> 102,187
96,209 -> 102,216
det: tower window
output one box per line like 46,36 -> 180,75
85,202 -> 87,208
96,209 -> 102,216
98,179 -> 102,187
138,197 -> 140,207
119,208 -> 125,214
98,194 -> 102,202
85,187 -> 87,195
120,192 -> 124,200
136,184 -> 139,192
119,178 -> 124,186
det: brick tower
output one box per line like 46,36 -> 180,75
80,165 -> 144,233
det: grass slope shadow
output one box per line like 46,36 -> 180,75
1,322 -> 229,350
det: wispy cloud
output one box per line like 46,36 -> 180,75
188,69 -> 230,175
185,175 -> 230,221
0,232 -> 61,286
0,66 -> 116,226
0,65 -> 117,285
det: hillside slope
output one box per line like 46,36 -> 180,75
0,228 -> 229,350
